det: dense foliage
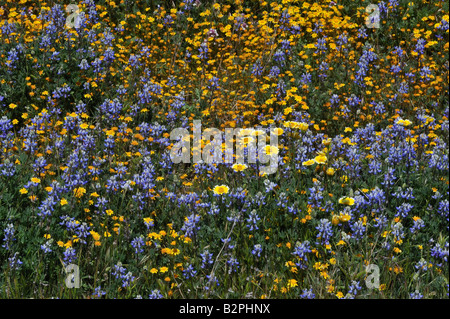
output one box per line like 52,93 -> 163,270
0,0 -> 448,299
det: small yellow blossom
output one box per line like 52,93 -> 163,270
232,163 -> 248,172
73,187 -> 86,198
302,159 -> 316,166
213,184 -> 230,195
314,154 -> 327,164
338,197 -> 355,206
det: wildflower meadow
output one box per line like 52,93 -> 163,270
0,0 -> 448,300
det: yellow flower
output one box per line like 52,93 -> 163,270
73,187 -> 86,198
332,214 -> 340,226
286,121 -> 309,131
161,248 -> 172,255
150,268 -> 158,274
320,271 -> 329,279
392,266 -> 403,274
336,291 -> 344,299
302,159 -> 316,166
339,197 -> 355,206
283,121 -> 293,128
287,279 -> 298,288
263,145 -> 279,156
241,136 -> 255,144
272,127 -> 284,136
337,240 -> 346,246
90,231 -> 101,241
213,184 -> 230,195
148,232 -> 162,240
160,266 -> 169,273
9,103 -> 17,109
314,154 -> 327,164
322,138 -> 332,146
144,217 -> 154,227
283,107 -> 293,115
327,282 -> 335,293
326,168 -> 335,176
60,198 -> 68,206
232,163 -> 248,172
31,177 -> 41,184
297,122 -> 309,131
64,240 -> 73,248
397,119 -> 412,126
105,209 -> 114,216
251,129 -> 266,137
339,213 -> 352,222
19,188 -> 28,195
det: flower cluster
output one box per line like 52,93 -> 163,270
0,0 -> 448,299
